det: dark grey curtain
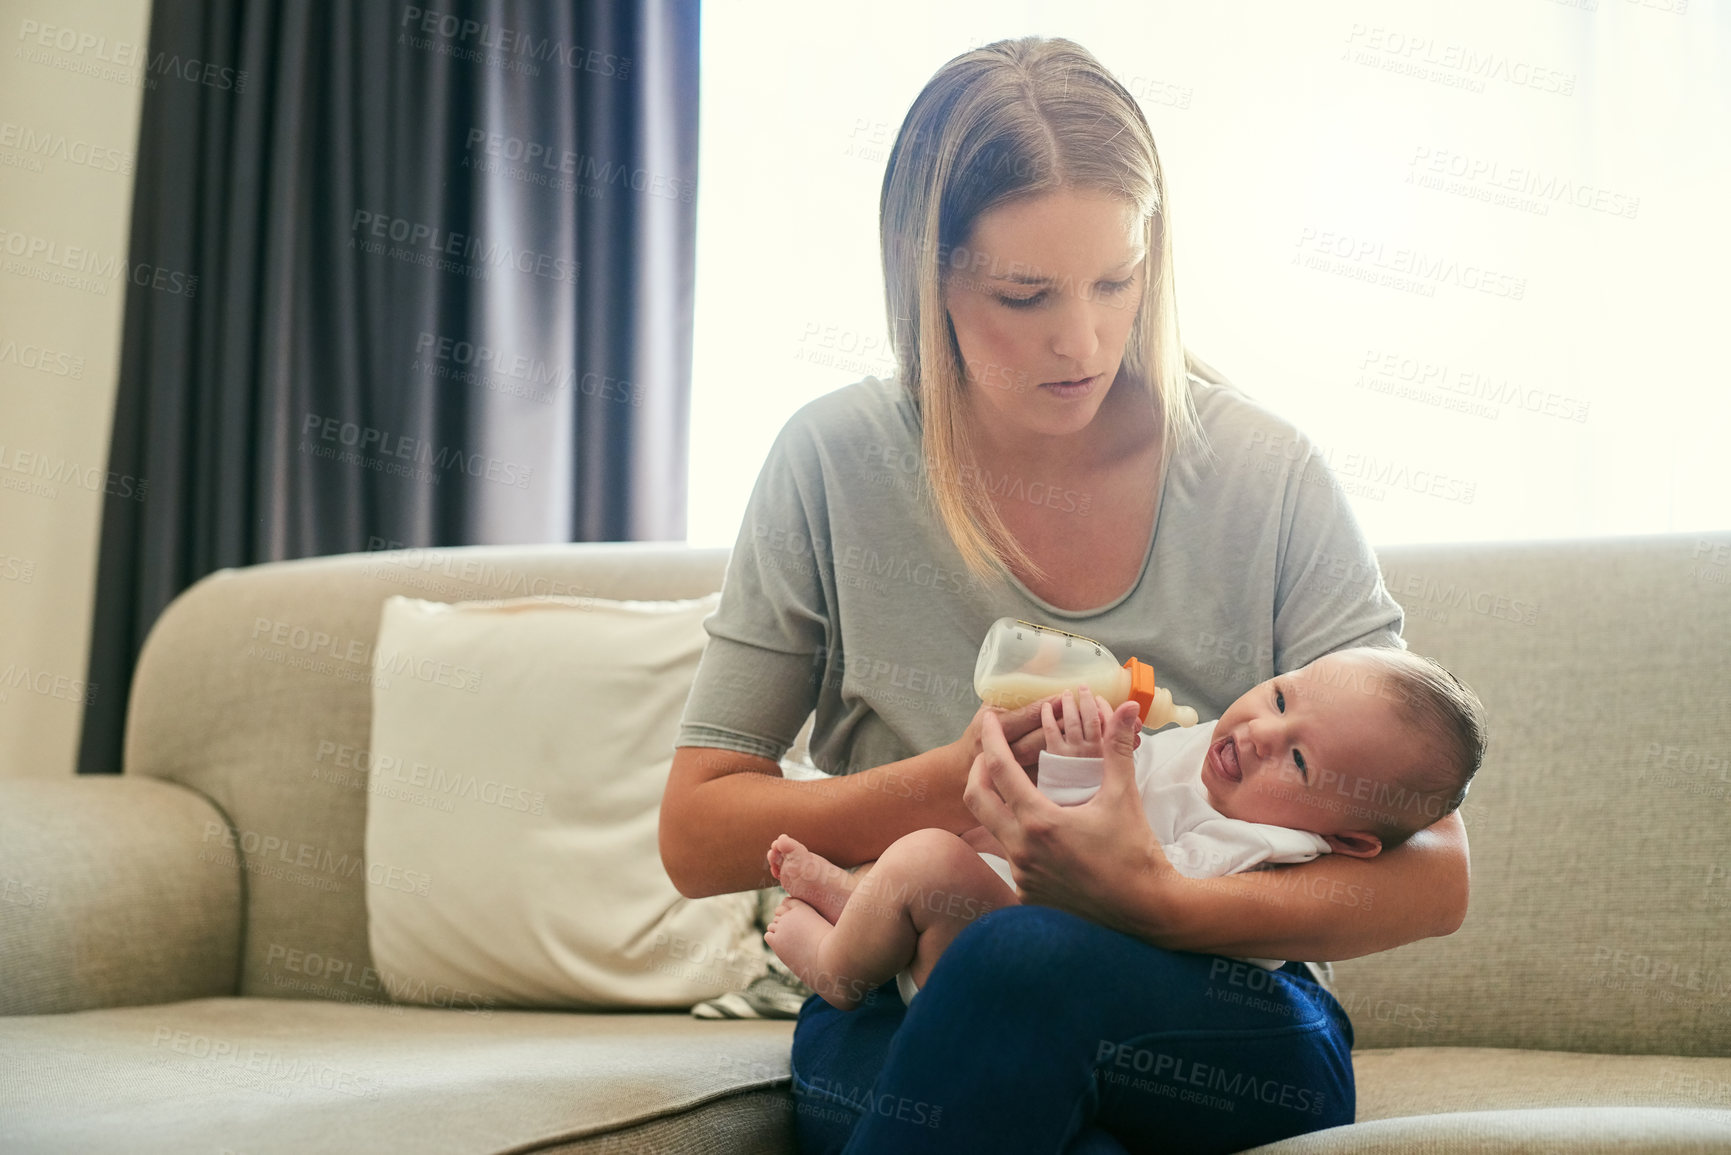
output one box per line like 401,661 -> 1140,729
77,0 -> 699,774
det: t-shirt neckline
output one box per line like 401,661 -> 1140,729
883,373 -> 1176,622
1002,420 -> 1174,621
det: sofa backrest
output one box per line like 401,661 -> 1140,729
126,544 -> 730,1001
127,534 -> 1731,1055
1331,532 -> 1731,1056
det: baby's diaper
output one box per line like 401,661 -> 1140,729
978,852 -> 1016,891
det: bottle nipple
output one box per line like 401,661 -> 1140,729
1123,658 -> 1199,728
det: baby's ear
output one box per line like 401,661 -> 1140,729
1322,831 -> 1382,858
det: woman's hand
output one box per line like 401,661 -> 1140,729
955,698 -> 1049,771
958,822 -> 1011,859
965,699 -> 1180,935
926,697 -> 1047,837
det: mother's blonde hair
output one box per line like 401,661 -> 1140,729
880,36 -> 1209,587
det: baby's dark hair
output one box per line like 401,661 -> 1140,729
1322,646 -> 1487,848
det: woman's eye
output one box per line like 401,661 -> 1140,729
998,279 -> 1130,308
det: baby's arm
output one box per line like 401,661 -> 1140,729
1031,687 -> 1120,805
959,689 -> 1106,852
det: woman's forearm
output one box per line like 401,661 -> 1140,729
660,744 -> 976,899
1121,812 -> 1470,961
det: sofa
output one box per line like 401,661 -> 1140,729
2,533 -> 1729,1153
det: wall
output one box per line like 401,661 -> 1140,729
0,0 -> 153,777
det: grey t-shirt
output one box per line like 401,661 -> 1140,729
675,373 -> 1404,776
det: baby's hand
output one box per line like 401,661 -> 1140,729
1041,687 -> 1111,758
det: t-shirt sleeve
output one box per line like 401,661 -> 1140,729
1269,433 -> 1407,673
674,418 -> 833,762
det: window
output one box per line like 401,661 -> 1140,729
691,2 -> 1726,548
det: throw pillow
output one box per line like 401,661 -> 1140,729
364,592 -> 770,1009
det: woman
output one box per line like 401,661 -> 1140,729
661,37 -> 1468,1155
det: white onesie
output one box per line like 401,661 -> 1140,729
895,721 -> 1331,1005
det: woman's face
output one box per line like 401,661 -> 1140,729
942,189 -> 1147,447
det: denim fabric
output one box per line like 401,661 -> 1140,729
789,904 -> 1354,1155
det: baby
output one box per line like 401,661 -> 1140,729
762,645 -> 1486,1010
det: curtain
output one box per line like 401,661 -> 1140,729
77,0 -> 699,774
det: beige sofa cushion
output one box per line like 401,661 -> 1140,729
7,1005 -> 1731,1155
1349,1047 -> 1731,1121
365,593 -> 769,1009
0,998 -> 796,1154
1249,1106 -> 1731,1153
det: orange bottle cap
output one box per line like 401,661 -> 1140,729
1123,658 -> 1156,725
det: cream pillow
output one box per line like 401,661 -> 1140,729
364,592 -> 770,1009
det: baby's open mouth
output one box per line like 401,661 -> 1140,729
1210,735 -> 1243,783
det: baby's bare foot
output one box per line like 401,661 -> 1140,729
767,834 -> 856,924
763,896 -> 871,1012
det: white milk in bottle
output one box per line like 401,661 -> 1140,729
973,617 -> 1197,728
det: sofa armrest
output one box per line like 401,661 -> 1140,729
0,776 -> 241,1015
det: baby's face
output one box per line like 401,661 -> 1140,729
1201,651 -> 1426,840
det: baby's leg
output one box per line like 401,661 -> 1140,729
768,833 -> 877,924
764,829 -> 1016,1011
886,833 -> 1019,990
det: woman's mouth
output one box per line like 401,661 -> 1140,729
1039,373 -> 1100,397
1208,734 -> 1242,784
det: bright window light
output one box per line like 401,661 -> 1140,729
690,1 -> 1729,549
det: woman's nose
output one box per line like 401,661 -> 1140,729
1049,298 -> 1101,363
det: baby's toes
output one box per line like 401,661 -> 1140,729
771,832 -> 809,858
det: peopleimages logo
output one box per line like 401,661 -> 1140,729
411,331 -> 643,407
0,337 -> 85,378
248,614 -> 485,693
0,442 -> 148,502
15,19 -> 248,92
1293,227 -> 1525,301
398,7 -> 629,79
1342,24 -> 1576,97
350,211 -> 579,285
462,130 -> 692,204
0,224 -> 198,298
0,120 -> 132,174
299,412 -> 535,490
1407,146 -> 1639,220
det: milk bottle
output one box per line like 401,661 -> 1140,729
973,617 -> 1198,729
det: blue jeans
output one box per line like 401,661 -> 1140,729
789,904 -> 1355,1154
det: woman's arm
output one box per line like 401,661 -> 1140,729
1126,813 -> 1468,960
966,705 -> 1469,962
662,700 -> 1053,899
660,743 -> 975,898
